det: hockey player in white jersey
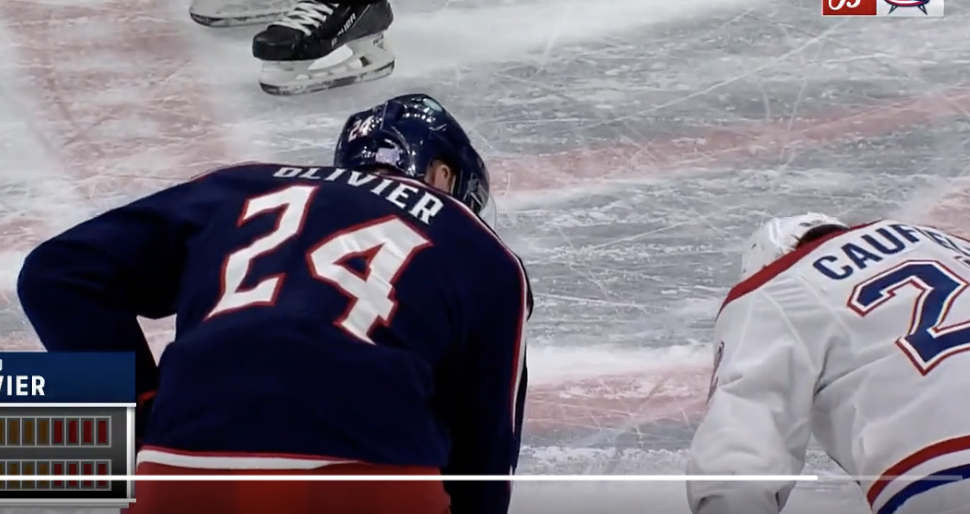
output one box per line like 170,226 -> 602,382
688,213 -> 970,514
190,0 -> 394,95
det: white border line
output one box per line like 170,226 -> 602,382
0,404 -> 135,408
126,406 -> 134,498
2,474 -> 961,482
0,500 -> 131,506
0,475 -> 819,481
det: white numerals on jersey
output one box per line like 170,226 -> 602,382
207,185 -> 317,319
308,217 -> 431,344
207,185 -> 432,346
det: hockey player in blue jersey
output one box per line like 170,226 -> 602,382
17,93 -> 532,514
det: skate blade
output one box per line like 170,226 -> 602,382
189,0 -> 294,27
190,11 -> 286,27
258,35 -> 395,96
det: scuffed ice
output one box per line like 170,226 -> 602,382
1,0 -> 967,512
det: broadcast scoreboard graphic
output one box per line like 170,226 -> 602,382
0,353 -> 135,508
822,0 -> 944,16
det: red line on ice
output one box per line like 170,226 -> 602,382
0,1 -> 231,249
0,1 -> 231,349
528,365 -> 710,431
490,87 -> 970,193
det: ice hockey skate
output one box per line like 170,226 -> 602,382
189,0 -> 297,27
252,1 -> 395,96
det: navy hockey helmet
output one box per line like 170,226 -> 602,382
333,93 -> 491,215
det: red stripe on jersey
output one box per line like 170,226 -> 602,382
138,390 -> 156,405
507,256 -> 529,430
718,221 -> 879,315
867,434 -> 970,506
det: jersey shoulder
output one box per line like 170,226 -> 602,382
441,193 -> 525,274
188,162 -> 335,189
179,162 -> 361,214
134,161 -> 295,210
188,161 -> 286,182
418,185 -> 533,313
129,162 -> 290,220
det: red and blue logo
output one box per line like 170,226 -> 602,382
885,0 -> 931,14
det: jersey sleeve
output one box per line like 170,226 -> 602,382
17,179 -> 205,400
687,284 -> 824,514
442,253 -> 532,514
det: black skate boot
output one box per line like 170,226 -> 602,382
252,0 -> 395,95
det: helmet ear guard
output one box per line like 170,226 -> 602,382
445,153 -> 489,215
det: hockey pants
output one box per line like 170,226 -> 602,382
124,462 -> 451,514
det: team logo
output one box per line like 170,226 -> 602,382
884,0 -> 930,14
375,146 -> 401,166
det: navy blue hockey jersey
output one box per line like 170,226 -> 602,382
17,163 -> 532,514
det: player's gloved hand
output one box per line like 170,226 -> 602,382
135,391 -> 156,452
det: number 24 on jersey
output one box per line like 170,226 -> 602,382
206,185 -> 432,345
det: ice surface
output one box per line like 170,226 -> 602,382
1,0 -> 969,512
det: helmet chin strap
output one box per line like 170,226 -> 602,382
446,174 -> 458,196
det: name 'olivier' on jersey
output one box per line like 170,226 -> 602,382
272,166 -> 445,225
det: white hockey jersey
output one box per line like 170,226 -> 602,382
688,219 -> 970,514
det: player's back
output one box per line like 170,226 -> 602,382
740,219 -> 970,511
142,163 -> 524,469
